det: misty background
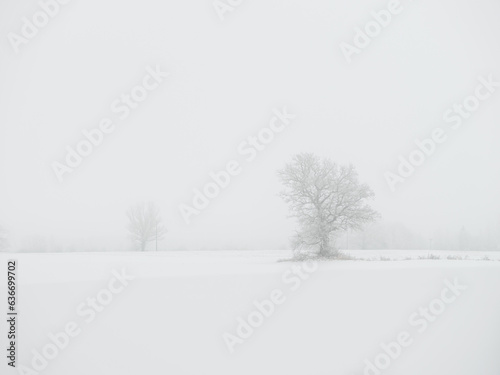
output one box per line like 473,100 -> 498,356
1,0 -> 500,252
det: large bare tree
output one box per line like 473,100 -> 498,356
278,153 -> 379,257
126,202 -> 167,251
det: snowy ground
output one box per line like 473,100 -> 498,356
1,251 -> 500,375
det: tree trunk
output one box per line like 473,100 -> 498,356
319,236 -> 330,256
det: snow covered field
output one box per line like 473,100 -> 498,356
2,251 -> 500,375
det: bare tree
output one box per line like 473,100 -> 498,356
458,226 -> 469,251
278,153 -> 379,257
126,202 -> 167,251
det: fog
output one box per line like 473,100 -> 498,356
1,0 -> 500,251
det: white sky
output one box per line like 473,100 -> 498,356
1,0 -> 500,250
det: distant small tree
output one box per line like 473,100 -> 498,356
0,225 -> 8,251
278,153 -> 379,257
458,226 -> 469,251
356,223 -> 387,250
126,202 -> 167,251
